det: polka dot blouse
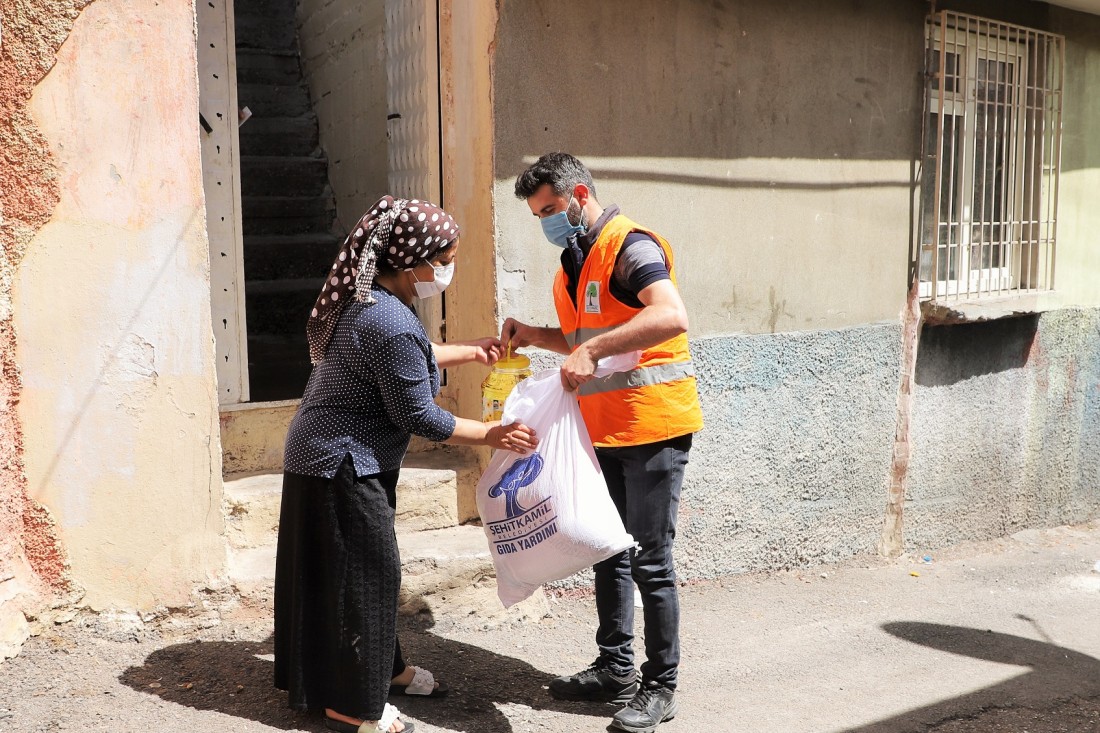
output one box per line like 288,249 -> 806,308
283,285 -> 457,479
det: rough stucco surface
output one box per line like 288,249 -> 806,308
906,308 -> 1100,551
13,0 -> 226,611
674,324 -> 902,576
0,0 -> 93,637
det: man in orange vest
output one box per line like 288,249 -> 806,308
502,152 -> 703,733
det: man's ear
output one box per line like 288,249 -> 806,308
573,183 -> 591,206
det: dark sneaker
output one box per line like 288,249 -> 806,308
548,658 -> 638,704
611,682 -> 678,733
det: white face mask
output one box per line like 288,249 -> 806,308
412,261 -> 454,299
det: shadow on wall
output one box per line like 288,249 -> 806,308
842,621 -> 1100,732
492,0 -> 926,174
493,0 -> 1100,179
915,315 -> 1038,388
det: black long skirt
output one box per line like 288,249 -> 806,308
274,454 -> 403,720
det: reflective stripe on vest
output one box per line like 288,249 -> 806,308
578,360 -> 697,397
564,325 -> 618,349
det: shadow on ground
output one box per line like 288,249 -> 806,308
119,617 -> 613,732
843,621 -> 1100,732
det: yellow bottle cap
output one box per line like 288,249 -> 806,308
495,352 -> 531,370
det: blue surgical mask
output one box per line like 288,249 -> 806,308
540,198 -> 586,248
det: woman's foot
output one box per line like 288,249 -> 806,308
325,706 -> 411,733
389,665 -> 447,697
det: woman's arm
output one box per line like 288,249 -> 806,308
374,333 -> 537,452
445,418 -> 538,453
431,338 -> 503,369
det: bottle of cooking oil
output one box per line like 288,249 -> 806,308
482,350 -> 532,422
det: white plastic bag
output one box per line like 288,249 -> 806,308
476,368 -> 635,607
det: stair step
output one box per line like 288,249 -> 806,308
235,12 -> 297,51
226,526 -> 549,625
244,277 -> 322,336
233,0 -> 296,21
224,458 -> 469,550
243,234 -> 341,279
243,195 -> 334,221
240,156 -> 329,197
245,334 -> 312,403
239,115 -> 320,157
237,82 -> 312,118
235,48 -> 301,86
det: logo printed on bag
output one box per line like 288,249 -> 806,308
486,453 -> 560,556
488,453 -> 544,518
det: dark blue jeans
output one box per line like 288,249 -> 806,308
593,433 -> 692,690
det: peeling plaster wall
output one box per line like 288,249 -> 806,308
0,0 -> 96,652
12,0 -> 226,611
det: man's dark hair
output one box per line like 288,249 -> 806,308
514,152 -> 597,200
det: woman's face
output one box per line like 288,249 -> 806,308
412,238 -> 460,280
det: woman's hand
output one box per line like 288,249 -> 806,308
432,338 -> 503,368
485,421 -> 539,454
466,337 -> 503,366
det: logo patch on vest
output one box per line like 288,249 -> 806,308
584,281 -> 601,314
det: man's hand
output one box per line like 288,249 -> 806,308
499,318 -> 572,355
500,318 -> 536,350
560,344 -> 597,392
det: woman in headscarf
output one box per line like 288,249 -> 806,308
274,196 -> 537,733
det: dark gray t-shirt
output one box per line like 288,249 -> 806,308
563,205 -> 671,308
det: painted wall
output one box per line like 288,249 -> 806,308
491,0 -> 1100,578
439,0 -> 503,521
14,0 -> 226,611
297,0 -> 389,231
1049,7 -> 1100,306
493,0 -> 924,338
0,0 -> 94,658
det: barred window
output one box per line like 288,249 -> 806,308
919,12 -> 1064,301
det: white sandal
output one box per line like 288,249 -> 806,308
324,704 -> 414,733
389,665 -> 448,697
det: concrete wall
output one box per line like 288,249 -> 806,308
13,0 -> 226,611
491,0 -> 1100,577
907,309 -> 1100,549
297,0 -> 389,231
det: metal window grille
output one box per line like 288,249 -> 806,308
919,11 -> 1064,301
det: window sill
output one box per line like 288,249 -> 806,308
920,291 -> 1062,324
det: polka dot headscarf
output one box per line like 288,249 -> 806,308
306,195 -> 459,364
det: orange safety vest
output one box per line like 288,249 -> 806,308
552,214 -> 704,448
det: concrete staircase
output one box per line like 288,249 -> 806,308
223,449 -> 549,629
235,0 -> 341,402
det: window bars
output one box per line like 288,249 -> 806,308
919,11 -> 1064,301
